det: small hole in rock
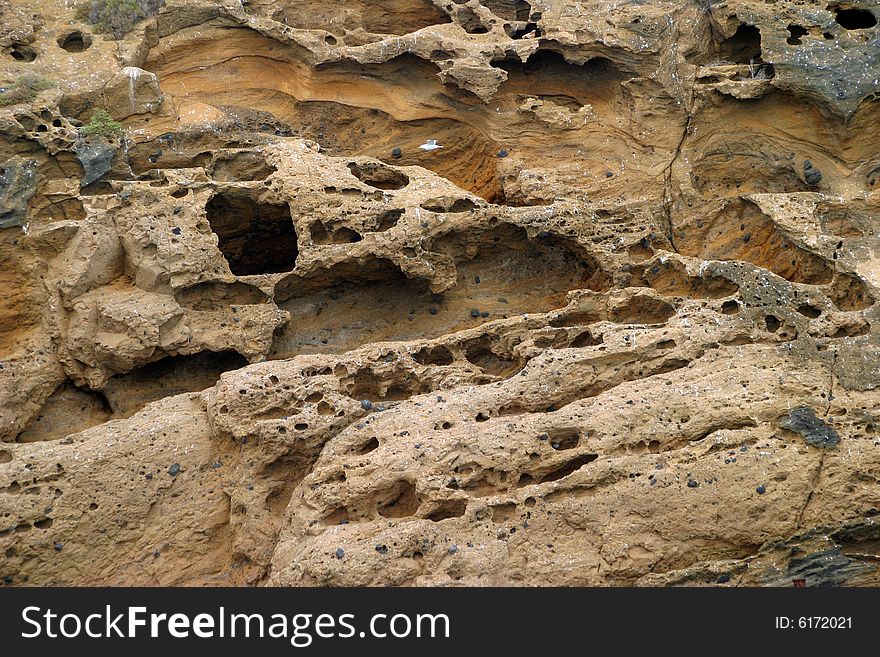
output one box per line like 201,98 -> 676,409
721,300 -> 740,315
356,437 -> 380,455
7,44 -> 38,62
797,304 -> 822,318
832,7 -> 877,30
786,24 -> 808,45
58,31 -> 92,53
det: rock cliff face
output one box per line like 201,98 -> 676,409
2,0 -> 880,587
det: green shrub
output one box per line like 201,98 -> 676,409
77,0 -> 165,39
0,74 -> 55,107
81,109 -> 126,140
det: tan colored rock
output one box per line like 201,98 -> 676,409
102,67 -> 163,119
2,0 -> 880,588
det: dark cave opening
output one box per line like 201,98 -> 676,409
58,31 -> 92,53
787,24 -> 808,45
719,24 -> 763,63
832,6 -> 877,29
104,350 -> 250,417
6,44 -> 38,62
206,192 -> 299,276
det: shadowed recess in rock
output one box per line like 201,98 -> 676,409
205,191 -> 298,276
210,151 -> 277,182
270,224 -> 606,358
102,351 -> 249,417
492,50 -> 628,113
175,281 -> 270,310
16,382 -> 112,443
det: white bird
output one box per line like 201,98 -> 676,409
419,139 -> 444,151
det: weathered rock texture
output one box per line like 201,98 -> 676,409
2,0 -> 880,587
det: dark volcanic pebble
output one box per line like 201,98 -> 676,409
805,168 -> 822,185
782,406 -> 839,448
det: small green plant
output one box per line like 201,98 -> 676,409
0,74 -> 55,107
76,0 -> 165,40
81,109 -> 126,140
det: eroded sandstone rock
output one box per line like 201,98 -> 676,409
1,0 -> 880,587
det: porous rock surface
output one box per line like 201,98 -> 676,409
2,0 -> 880,587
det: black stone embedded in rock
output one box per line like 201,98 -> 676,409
497,150 -> 508,158
470,309 -> 481,318
756,484 -> 766,494
448,544 -> 459,554
717,574 -> 731,583
75,141 -> 117,187
803,160 -> 822,185
54,542 -> 63,551
360,399 -> 373,411
0,157 -> 39,229
168,463 -> 181,476
805,168 -> 822,186
171,227 -> 181,235
335,547 -> 345,559
391,147 -> 402,158
375,544 -> 388,555
781,406 -> 840,448
777,546 -> 874,587
687,479 -> 699,488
